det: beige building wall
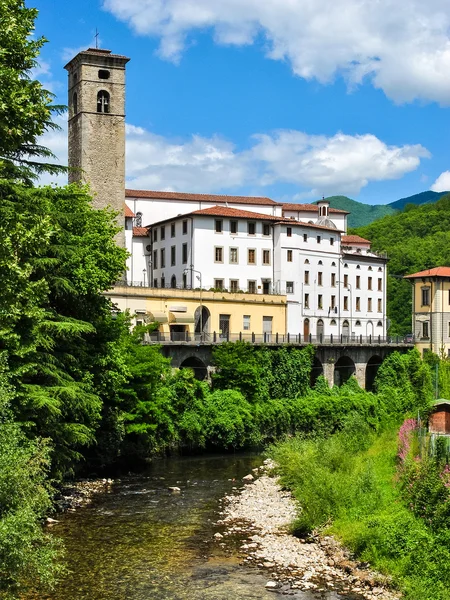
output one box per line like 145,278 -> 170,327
105,286 -> 287,337
409,276 -> 450,356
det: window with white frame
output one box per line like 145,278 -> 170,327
243,315 -> 251,330
262,249 -> 271,265
287,249 -> 293,262
230,279 -> 239,292
215,247 -> 223,263
229,247 -> 238,263
248,249 -> 256,264
286,281 -> 294,294
248,280 -> 256,294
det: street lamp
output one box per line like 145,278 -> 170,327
184,267 -> 203,339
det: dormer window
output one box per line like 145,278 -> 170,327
97,90 -> 110,113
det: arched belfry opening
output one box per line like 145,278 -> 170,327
97,90 -> 110,113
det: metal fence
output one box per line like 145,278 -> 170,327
116,281 -> 281,295
144,332 -> 415,345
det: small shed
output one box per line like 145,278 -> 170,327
429,400 -> 450,435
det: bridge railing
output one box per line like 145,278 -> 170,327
143,332 -> 415,345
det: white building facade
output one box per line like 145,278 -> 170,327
125,197 -> 388,340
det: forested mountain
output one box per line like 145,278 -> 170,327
321,190 -> 449,228
324,195 -> 396,227
354,194 -> 450,334
388,190 -> 448,211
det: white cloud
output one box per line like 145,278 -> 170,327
431,171 -> 450,192
36,119 -> 429,195
102,0 -> 450,104
125,125 -> 429,196
36,115 -> 68,186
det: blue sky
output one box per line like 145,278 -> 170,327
33,0 -> 450,205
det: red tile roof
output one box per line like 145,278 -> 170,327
146,205 -> 343,232
124,204 -> 135,218
281,202 -> 349,214
190,206 -> 281,220
341,235 -> 371,244
404,267 -> 450,279
125,189 -> 277,205
132,227 -> 149,237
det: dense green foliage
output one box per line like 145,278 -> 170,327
355,194 -> 450,334
388,190 -> 449,211
0,359 -> 64,599
270,351 -> 450,599
0,0 -> 64,181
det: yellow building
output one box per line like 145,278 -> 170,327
404,267 -> 450,356
106,286 -> 287,342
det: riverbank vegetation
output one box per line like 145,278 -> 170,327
271,352 -> 450,600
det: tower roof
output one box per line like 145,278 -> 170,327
64,48 -> 130,70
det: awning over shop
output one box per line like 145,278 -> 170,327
169,311 -> 195,324
147,311 -> 169,323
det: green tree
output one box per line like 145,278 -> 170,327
0,358 -> 64,599
0,181 -> 128,477
0,0 -> 65,181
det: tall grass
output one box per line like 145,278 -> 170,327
270,416 -> 450,600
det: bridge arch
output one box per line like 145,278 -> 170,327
179,356 -> 208,380
334,356 -> 356,386
365,355 -> 383,391
310,356 -> 323,387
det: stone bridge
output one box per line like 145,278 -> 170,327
155,341 -> 414,390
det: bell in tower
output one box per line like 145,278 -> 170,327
64,48 -> 130,247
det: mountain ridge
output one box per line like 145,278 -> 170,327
315,190 -> 450,228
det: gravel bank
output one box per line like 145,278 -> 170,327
216,461 -> 401,599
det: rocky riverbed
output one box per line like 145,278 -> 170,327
216,460 -> 401,599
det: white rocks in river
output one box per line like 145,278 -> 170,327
219,473 -> 400,600
242,474 -> 254,482
168,486 -> 181,493
214,532 -> 224,539
265,580 -> 281,589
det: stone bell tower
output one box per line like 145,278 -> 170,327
64,48 -> 130,247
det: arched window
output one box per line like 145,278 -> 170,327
317,319 -> 324,338
355,320 -> 361,326
97,90 -> 110,113
170,275 -> 177,289
330,319 -> 337,326
318,260 -> 323,265
135,212 -> 143,227
331,261 -> 336,266
368,266 -> 373,271
344,263 -> 348,268
73,92 -> 78,114
377,321 -> 383,327
378,267 -> 382,272
356,265 -> 361,269
304,259 -> 310,264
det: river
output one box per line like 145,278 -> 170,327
32,453 -> 356,599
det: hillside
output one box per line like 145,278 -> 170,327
354,194 -> 450,334
388,190 -> 449,211
321,190 -> 450,228
324,195 -> 396,228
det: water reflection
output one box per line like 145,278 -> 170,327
29,454 -> 354,600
